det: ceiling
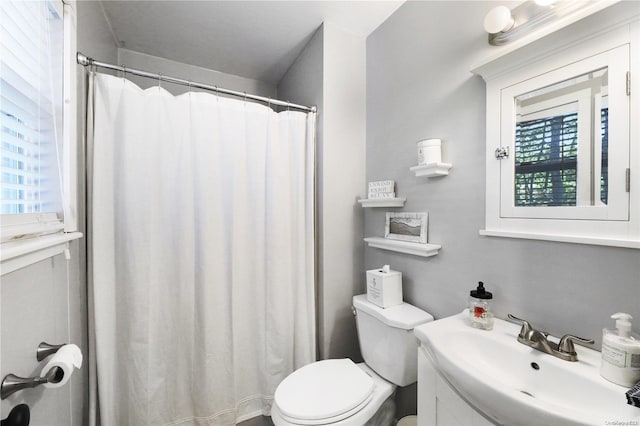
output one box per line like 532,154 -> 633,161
99,1 -> 405,85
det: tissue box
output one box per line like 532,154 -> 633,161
366,268 -> 403,308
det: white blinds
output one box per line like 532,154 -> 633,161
1,0 -> 64,218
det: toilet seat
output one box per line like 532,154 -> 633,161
274,359 -> 374,425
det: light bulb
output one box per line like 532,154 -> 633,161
483,5 -> 515,34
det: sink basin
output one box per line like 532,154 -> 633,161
414,311 -> 640,426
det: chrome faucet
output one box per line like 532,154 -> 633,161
507,314 -> 594,362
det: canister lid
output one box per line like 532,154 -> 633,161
417,138 -> 441,147
470,281 -> 492,299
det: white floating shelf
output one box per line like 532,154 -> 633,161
410,162 -> 452,177
358,197 -> 406,208
364,237 -> 441,257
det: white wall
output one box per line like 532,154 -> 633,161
320,23 -> 367,360
278,22 -> 367,360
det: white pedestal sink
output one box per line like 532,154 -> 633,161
414,311 -> 640,426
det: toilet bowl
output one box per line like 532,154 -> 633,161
271,361 -> 394,426
271,295 -> 433,426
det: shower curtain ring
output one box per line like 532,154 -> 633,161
287,101 -> 290,111
122,65 -> 127,80
158,74 -> 162,89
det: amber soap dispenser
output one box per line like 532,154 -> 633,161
469,281 -> 493,330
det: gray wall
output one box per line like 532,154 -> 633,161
366,2 -> 640,416
0,1 -> 118,424
1,254 -> 84,425
117,48 -> 277,97
366,1 -> 640,352
279,23 -> 367,361
278,26 -> 325,359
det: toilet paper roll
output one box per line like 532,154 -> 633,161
40,344 -> 83,389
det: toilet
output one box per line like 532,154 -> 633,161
271,294 -> 434,426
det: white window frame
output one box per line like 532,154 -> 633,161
473,14 -> 640,249
1,0 -> 81,275
499,46 -> 628,221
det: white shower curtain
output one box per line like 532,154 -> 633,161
88,73 -> 316,426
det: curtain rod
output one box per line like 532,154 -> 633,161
76,52 -> 317,113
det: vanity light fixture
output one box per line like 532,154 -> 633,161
484,0 -> 601,46
483,5 -> 515,35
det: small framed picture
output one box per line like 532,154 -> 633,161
385,212 -> 428,244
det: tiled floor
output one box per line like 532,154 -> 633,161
238,416 -> 274,426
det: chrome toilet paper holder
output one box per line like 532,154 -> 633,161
1,342 -> 66,400
36,342 -> 65,362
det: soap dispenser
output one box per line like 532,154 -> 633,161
469,281 -> 493,330
601,313 -> 640,387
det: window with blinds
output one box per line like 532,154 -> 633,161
514,107 -> 609,207
514,112 -> 579,206
1,0 -> 64,218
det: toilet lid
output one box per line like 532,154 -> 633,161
274,359 -> 374,423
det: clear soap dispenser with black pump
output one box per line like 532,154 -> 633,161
469,281 -> 493,330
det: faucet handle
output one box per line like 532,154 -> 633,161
507,314 -> 532,338
558,334 -> 595,355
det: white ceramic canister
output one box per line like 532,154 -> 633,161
417,139 -> 442,165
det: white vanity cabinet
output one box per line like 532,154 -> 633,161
417,346 -> 498,426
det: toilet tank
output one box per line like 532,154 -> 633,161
353,294 -> 434,387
